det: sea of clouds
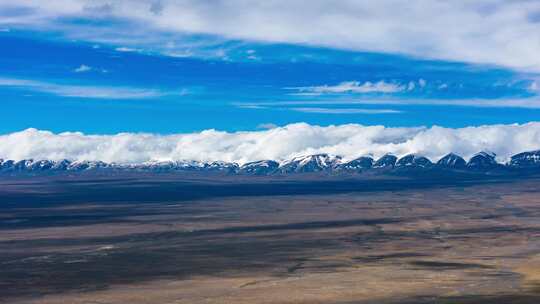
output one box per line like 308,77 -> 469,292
1,123 -> 540,165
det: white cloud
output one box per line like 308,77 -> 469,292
237,96 -> 540,108
74,65 -> 108,73
0,77 -> 177,99
2,122 -> 540,165
236,104 -> 267,110
438,83 -> 449,90
115,47 -> 139,52
290,107 -> 401,114
291,81 -> 405,95
74,64 -> 91,73
530,81 -> 539,92
1,1 -> 540,71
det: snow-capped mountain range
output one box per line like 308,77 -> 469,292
1,150 -> 540,176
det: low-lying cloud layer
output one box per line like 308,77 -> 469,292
1,123 -> 540,164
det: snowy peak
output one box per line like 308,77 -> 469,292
14,159 -> 36,170
467,151 -> 498,169
239,160 -> 279,175
1,159 -> 54,171
2,150 -> 540,175
202,161 -> 239,173
336,156 -> 374,172
373,154 -> 397,169
395,154 -> 433,168
68,160 -> 110,171
27,160 -> 55,171
509,150 -> 540,168
52,159 -> 71,170
0,159 -> 14,169
279,154 -> 341,173
137,160 -> 185,171
436,153 -> 466,168
132,160 -> 200,171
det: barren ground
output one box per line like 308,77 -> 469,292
1,175 -> 540,303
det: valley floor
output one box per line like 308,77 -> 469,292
1,175 -> 540,303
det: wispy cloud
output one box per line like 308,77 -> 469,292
74,64 -> 91,73
290,107 -> 401,114
530,81 -> 539,92
290,81 -> 405,95
1,1 -> 540,70
73,64 -> 108,74
235,104 -> 268,110
437,83 -> 449,90
0,77 -> 182,99
236,96 -> 540,109
115,47 -> 139,53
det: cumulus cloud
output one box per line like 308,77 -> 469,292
1,123 -> 540,165
0,77 -> 180,99
2,1 -> 540,71
290,81 -> 405,95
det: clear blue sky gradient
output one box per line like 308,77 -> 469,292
1,30 -> 540,134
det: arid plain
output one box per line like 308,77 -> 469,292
2,174 -> 540,304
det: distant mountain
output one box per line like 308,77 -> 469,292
68,160 -> 110,171
336,156 -> 373,172
436,153 -> 466,168
373,154 -> 397,169
26,159 -> 55,171
2,150 -> 540,176
202,161 -> 239,173
52,159 -> 71,170
395,154 -> 432,169
278,154 -> 341,173
466,152 -> 499,170
135,160 -> 204,172
508,150 -> 540,168
239,160 -> 279,175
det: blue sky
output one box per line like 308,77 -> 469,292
1,1 -> 540,134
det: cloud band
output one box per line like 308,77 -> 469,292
1,122 -> 540,164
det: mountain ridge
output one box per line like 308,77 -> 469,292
2,150 -> 540,176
